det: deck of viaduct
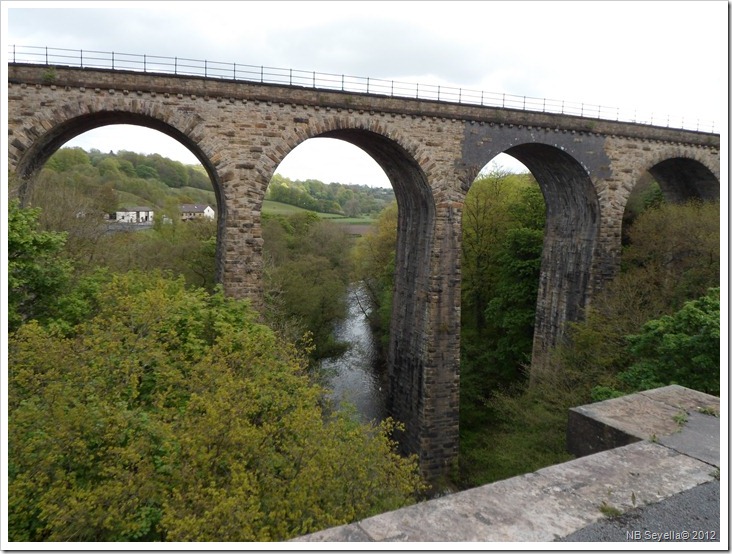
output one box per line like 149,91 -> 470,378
7,63 -> 720,482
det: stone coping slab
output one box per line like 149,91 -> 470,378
567,385 -> 720,458
295,386 -> 720,543
295,441 -> 717,542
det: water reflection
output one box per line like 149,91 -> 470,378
319,284 -> 387,423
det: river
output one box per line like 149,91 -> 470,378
318,284 -> 388,424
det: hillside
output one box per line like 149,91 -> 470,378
39,147 -> 393,225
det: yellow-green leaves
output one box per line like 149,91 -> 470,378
9,271 -> 424,542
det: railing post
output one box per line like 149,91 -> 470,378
312,70 -> 315,88
416,83 -> 419,99
438,85 -> 440,101
175,57 -> 178,74
80,49 -> 83,68
144,54 -> 147,72
45,46 -> 48,65
111,51 -> 114,70
367,77 -> 369,94
261,66 -> 264,83
341,74 -> 344,91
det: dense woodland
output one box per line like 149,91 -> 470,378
8,146 -> 720,540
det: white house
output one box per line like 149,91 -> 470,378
110,206 -> 154,224
180,204 -> 215,221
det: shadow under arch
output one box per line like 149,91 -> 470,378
646,156 -> 720,202
494,143 -> 601,378
12,113 -> 228,284
316,128 -> 436,458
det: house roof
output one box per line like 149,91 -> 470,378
180,204 -> 213,213
119,206 -> 154,212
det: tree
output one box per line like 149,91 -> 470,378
45,147 -> 90,172
618,287 -> 720,395
26,168 -> 113,270
461,170 -> 532,331
460,174 -> 545,402
621,199 -> 719,309
262,214 -> 353,359
7,199 -> 72,331
351,201 -> 398,350
8,271 -> 425,542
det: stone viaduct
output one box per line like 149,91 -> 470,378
7,63 -> 720,482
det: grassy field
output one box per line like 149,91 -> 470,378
262,200 -> 375,225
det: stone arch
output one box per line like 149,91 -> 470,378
645,154 -> 719,203
9,106 -> 228,284
255,117 -> 438,457
464,142 -> 601,377
617,146 -> 720,211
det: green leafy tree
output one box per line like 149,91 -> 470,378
135,164 -> 159,180
460,174 -> 545,414
562,199 -> 720,399
621,199 -> 719,308
351,201 -> 398,350
262,214 -> 353,359
617,287 -> 720,395
8,271 -> 425,542
26,168 -> 113,269
7,199 -> 72,331
45,147 -> 91,172
482,225 -> 544,384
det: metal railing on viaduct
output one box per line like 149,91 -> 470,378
7,45 -> 716,133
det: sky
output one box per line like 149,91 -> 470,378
2,0 -> 728,187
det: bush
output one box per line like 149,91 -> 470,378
620,288 -> 720,395
8,272 -> 425,542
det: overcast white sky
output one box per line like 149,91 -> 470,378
3,0 -> 728,187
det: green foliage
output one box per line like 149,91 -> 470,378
621,199 -> 719,308
564,199 -> 720,398
460,172 -> 545,407
266,174 -> 394,218
458,384 -> 574,487
262,213 -> 354,359
351,202 -> 398,352
622,177 -> 663,244
7,199 -> 73,331
8,271 -> 425,542
619,288 -> 720,395
40,147 -> 215,216
45,147 -> 91,172
115,218 -> 219,292
457,192 -> 719,490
